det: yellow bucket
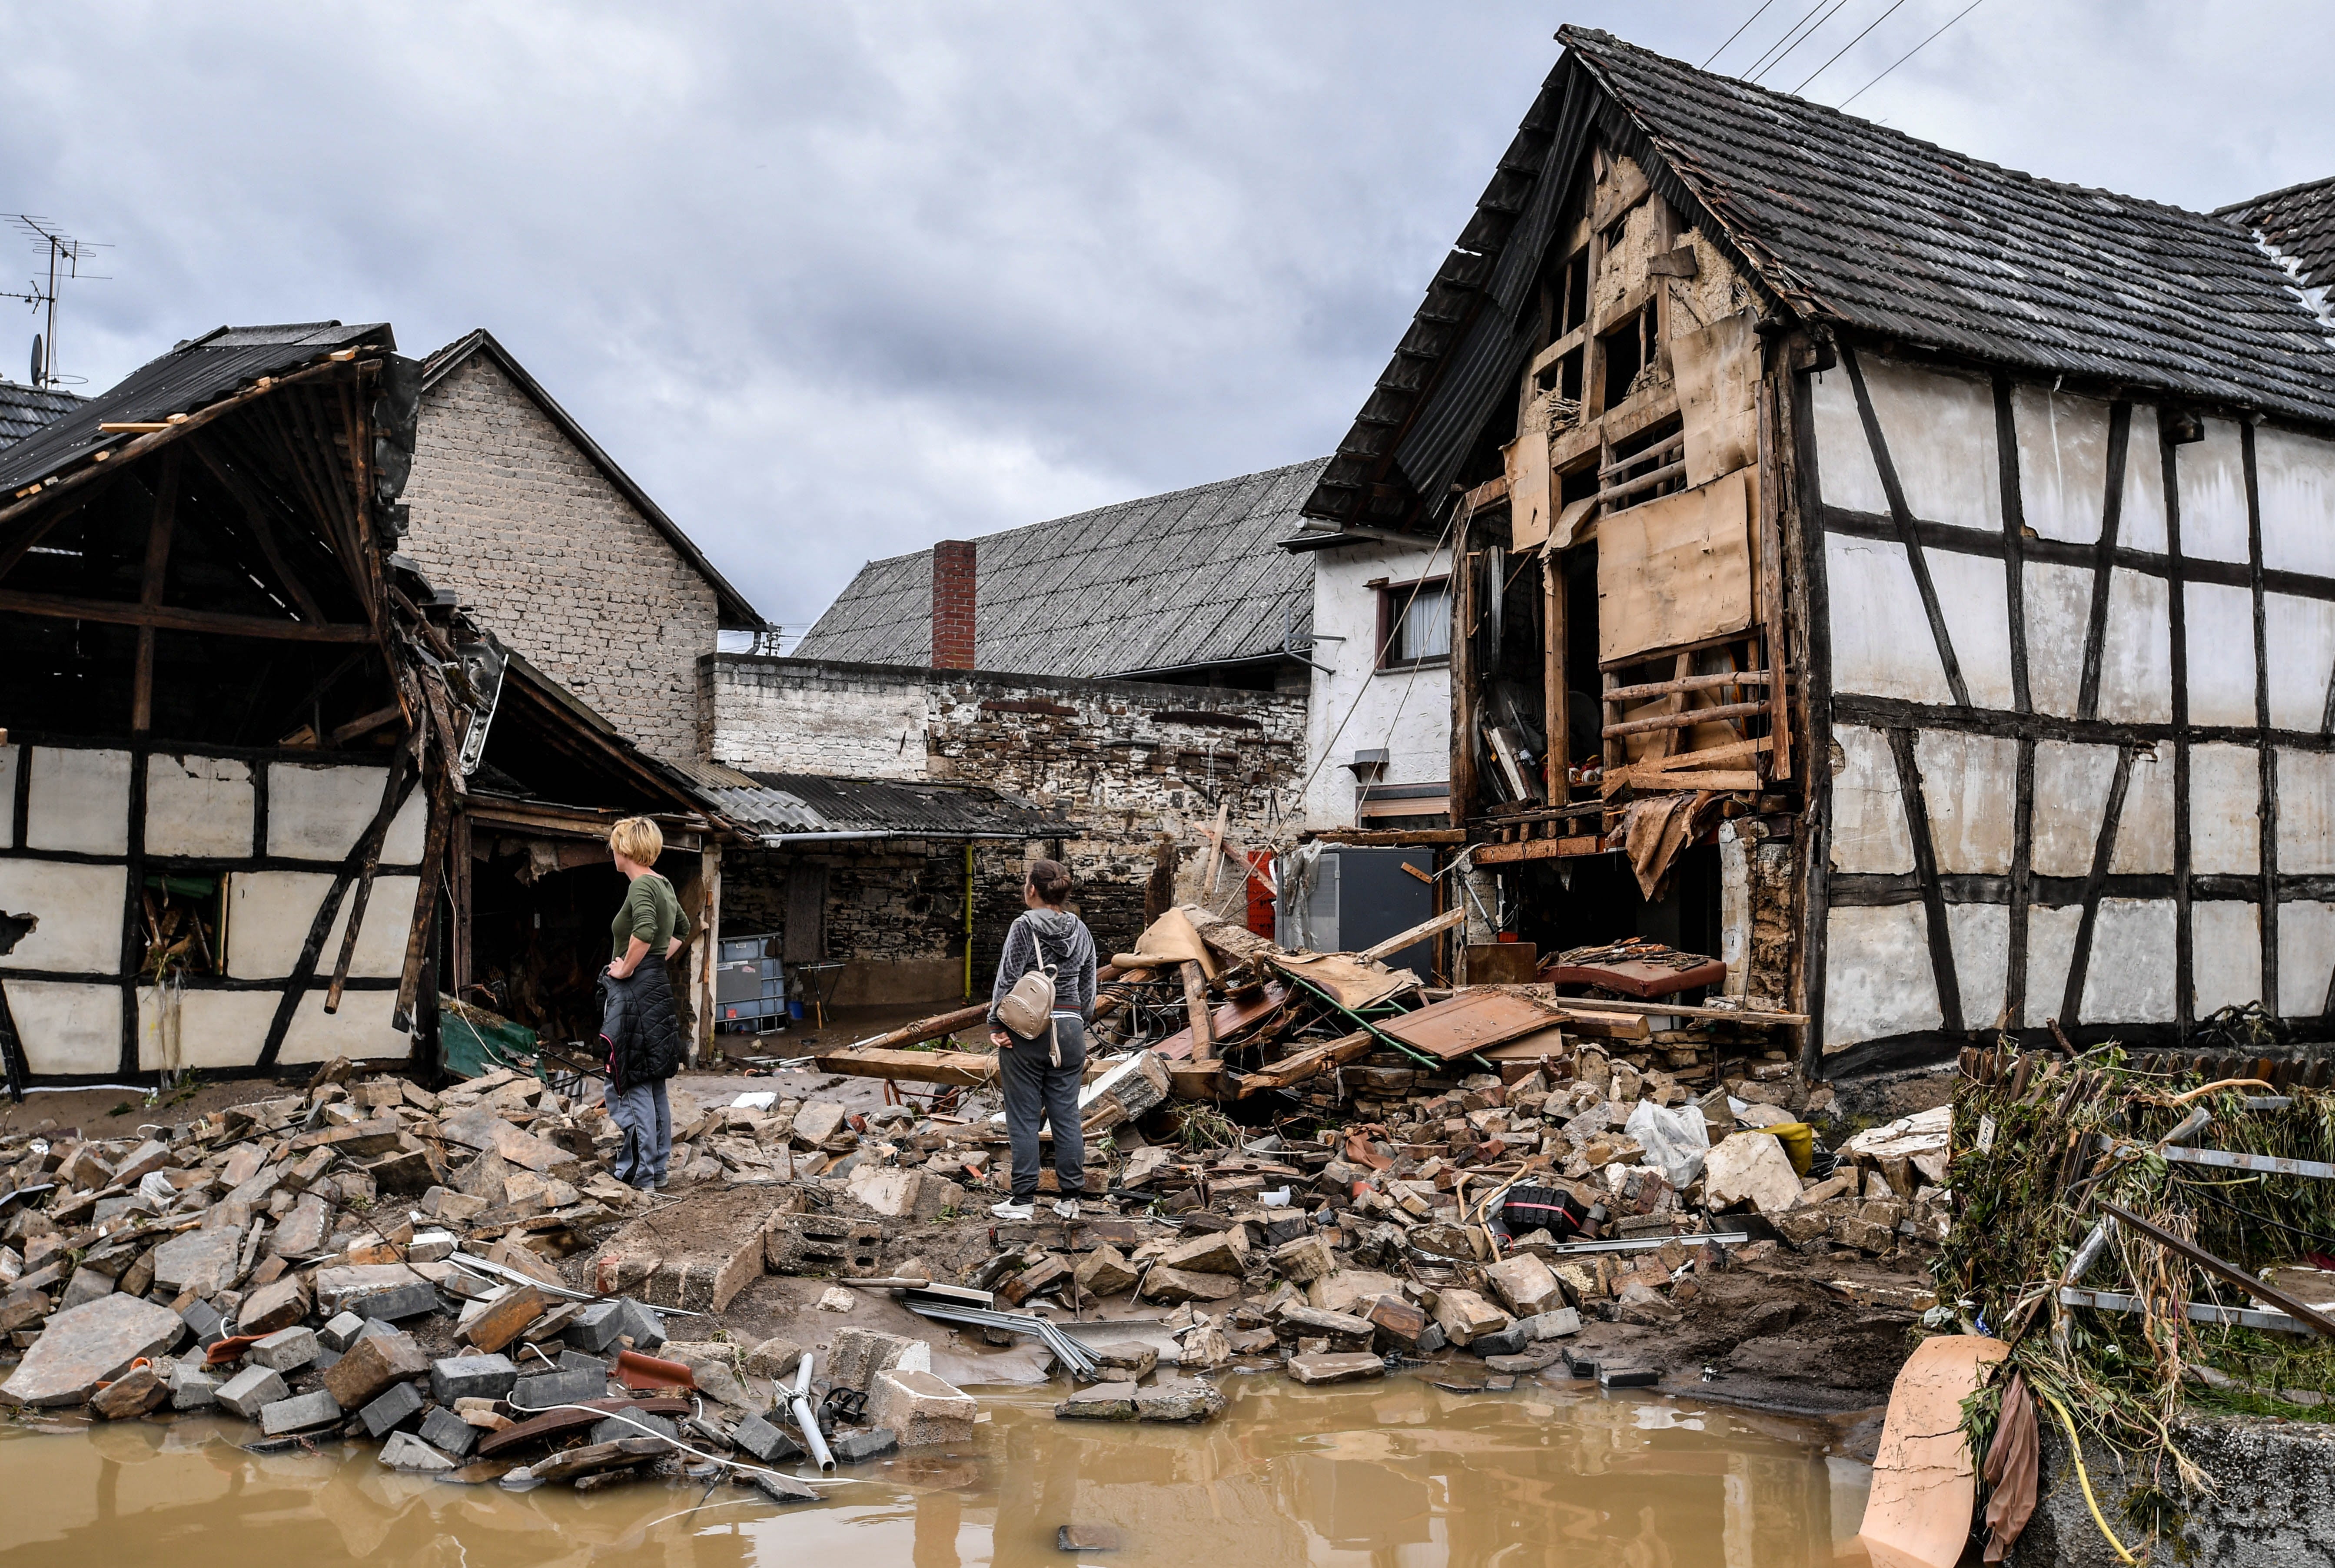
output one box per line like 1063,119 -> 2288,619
1761,1121 -> 1815,1175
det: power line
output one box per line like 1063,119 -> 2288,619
1792,0 -> 1911,94
1740,0 -> 1840,84
1750,0 -> 1850,85
1838,0 -> 1988,109
1701,0 -> 1780,69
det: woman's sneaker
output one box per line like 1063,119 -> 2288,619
990,1198 -> 1035,1221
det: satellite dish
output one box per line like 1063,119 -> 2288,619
29,333 -> 42,387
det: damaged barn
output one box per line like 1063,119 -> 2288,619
0,322 -> 747,1092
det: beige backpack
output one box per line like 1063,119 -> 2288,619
995,916 -> 1062,1065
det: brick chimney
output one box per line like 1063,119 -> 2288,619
931,540 -> 977,670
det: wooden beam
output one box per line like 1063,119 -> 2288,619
0,587 -> 372,642
1544,544 -> 1567,805
1357,906 -> 1465,963
187,434 -> 330,626
1602,700 -> 1767,738
131,448 -> 182,733
815,1046 -> 1001,1087
1180,961 -> 1216,1063
1603,670 -> 1772,703
1473,835 -> 1605,864
1301,828 -> 1467,846
1235,1030 -> 1374,1097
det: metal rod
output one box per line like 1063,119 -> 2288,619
2097,1199 -> 2335,1339
900,1299 -> 1101,1379
2060,1286 -> 2313,1337
1540,1231 -> 1751,1257
791,1353 -> 837,1472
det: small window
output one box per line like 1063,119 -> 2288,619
1377,579 -> 1452,670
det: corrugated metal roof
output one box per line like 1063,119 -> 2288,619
2220,175 -> 2335,310
0,379 -> 83,449
1304,28 -> 2335,532
0,322 -> 387,493
679,766 -> 1076,842
794,458 -> 1326,679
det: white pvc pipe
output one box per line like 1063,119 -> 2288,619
791,1353 -> 836,1472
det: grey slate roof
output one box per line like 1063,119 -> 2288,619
0,379 -> 82,449
796,458 -> 1325,680
0,322 -> 386,494
2220,175 -> 2335,306
1304,27 -> 2335,532
671,761 -> 1074,841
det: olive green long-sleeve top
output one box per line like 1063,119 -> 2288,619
610,872 -> 691,962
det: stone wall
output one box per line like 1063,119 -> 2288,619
403,352 -> 721,762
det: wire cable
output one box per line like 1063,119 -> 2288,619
1838,0 -> 1987,108
1701,0 -> 1780,68
1791,0 -> 1911,93
1739,0 -> 1840,83
1750,0 -> 1850,85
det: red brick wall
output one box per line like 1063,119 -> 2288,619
931,540 -> 977,669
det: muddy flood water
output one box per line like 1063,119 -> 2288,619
0,1371 -> 1874,1568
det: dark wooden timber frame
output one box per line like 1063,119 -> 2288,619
1805,337 -> 2335,1062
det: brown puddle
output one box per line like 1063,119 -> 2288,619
0,1372 -> 1872,1568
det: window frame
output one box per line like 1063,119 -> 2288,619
1374,575 -> 1453,673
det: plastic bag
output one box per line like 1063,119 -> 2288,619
1625,1097 -> 1711,1188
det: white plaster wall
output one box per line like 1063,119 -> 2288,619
1927,551 -> 2018,710
1301,540 -> 1451,829
2189,744 -> 2262,876
0,862 -> 126,973
2112,746 -> 2175,876
2257,425 -> 2335,577
2096,570 -> 2172,726
2278,749 -> 2335,875
2,979 -> 120,1075
226,871 -> 420,980
145,754 -> 255,858
269,764 -> 396,861
2119,405 -> 2169,554
2026,904 -> 2084,1018
2177,420 -> 2252,565
2190,901 -> 2263,1015
2029,742 -> 2116,878
1859,358 -> 2002,531
1824,536 -> 1953,703
25,748 -> 130,855
710,660 -> 932,778
2263,594 -> 2335,730
1827,724 -> 1913,874
2023,560 -> 2094,718
1915,730 -> 2017,874
2082,899 -> 2177,1023
2014,385 -> 2110,545
1809,365 -> 1887,516
278,989 -> 409,1064
0,747 -> 15,850
1823,903 -> 1941,1046
2184,582 -> 2259,728
1947,902 -> 2010,1030
137,988 -> 281,1072
2278,902 -> 2335,1018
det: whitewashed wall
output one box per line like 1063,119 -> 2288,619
0,744 -> 426,1079
1810,350 -> 2335,1049
1302,540 -> 1453,828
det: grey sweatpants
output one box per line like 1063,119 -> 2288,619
1000,1014 -> 1087,1200
605,1077 -> 671,1188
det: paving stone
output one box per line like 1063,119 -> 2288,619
170,1364 -> 221,1411
0,1292 -> 187,1407
1057,1525 -> 1123,1553
1598,1365 -> 1660,1389
420,1406 -> 479,1457
1468,1323 -> 1532,1358
359,1380 -> 427,1437
91,1364 -> 169,1419
1287,1352 -> 1385,1386
1138,1266 -> 1243,1305
1133,1378 -> 1226,1422
1159,1228 -> 1249,1276
463,1286 -> 547,1354
1055,1381 -> 1138,1420
249,1326 -> 319,1372
868,1368 -> 978,1447
509,1367 -> 603,1411
1484,1253 -> 1564,1317
234,1274 -> 311,1336
430,1354 -> 519,1404
259,1388 -> 343,1435
591,1411 -> 678,1447
315,1263 -> 436,1319
152,1227 -> 243,1297
567,1301 -> 627,1354
1430,1288 -> 1511,1347
827,1426 -> 897,1463
180,1298 -> 228,1349
379,1431 -> 457,1471
318,1312 -> 367,1352
750,1470 -> 819,1503
743,1336 -> 807,1381
1520,1308 -> 1583,1340
731,1411 -> 805,1464
216,1365 -> 291,1419
615,1298 -> 666,1351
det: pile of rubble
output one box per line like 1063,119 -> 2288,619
0,1060 -> 982,1495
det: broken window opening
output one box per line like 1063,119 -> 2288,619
1601,416 -> 1686,515
1600,308 -> 1660,409
139,872 -> 225,981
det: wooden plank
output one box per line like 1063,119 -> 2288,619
1548,994 -> 1807,1026
0,586 -> 372,642
1601,768 -> 1760,796
1604,669 -> 1771,703
840,1002 -> 993,1051
130,448 -> 182,733
1473,836 -> 1605,864
1301,828 -> 1467,846
1756,373 -> 1791,781
1602,700 -> 1766,738
1594,467 -> 1755,664
815,1047 -> 1000,1087
1234,1031 -> 1374,1097
1357,907 -> 1465,963
1377,989 -> 1564,1061
1544,544 -> 1567,802
1180,961 -> 1215,1063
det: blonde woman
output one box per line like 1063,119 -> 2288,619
599,816 -> 691,1189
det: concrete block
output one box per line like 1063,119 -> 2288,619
318,1311 -> 368,1352
249,1326 -> 319,1372
259,1388 -> 343,1435
510,1367 -> 604,1411
322,1329 -> 430,1409
215,1364 -> 290,1419
867,1368 -> 978,1447
379,1431 -> 455,1471
567,1301 -> 626,1354
731,1412 -> 804,1464
419,1406 -> 478,1457
169,1365 -> 221,1411
358,1380 -> 425,1438
428,1354 -> 518,1404
827,1426 -> 897,1463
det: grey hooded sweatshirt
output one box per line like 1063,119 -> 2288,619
988,907 -> 1099,1032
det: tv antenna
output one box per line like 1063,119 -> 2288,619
1,216 -> 111,389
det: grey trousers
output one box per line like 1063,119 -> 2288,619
605,1077 -> 671,1188
1000,1014 -> 1087,1200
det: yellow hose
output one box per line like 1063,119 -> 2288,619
2035,1386 -> 2138,1565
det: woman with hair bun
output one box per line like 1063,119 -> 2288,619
986,857 -> 1097,1221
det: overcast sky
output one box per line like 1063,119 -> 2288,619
3,2 -> 2328,637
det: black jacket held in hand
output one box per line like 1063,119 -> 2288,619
600,953 -> 685,1090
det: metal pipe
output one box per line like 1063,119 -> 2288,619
790,1353 -> 836,1472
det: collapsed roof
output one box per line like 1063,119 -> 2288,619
674,762 -> 1076,843
1302,26 -> 2335,535
797,457 -> 1325,680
